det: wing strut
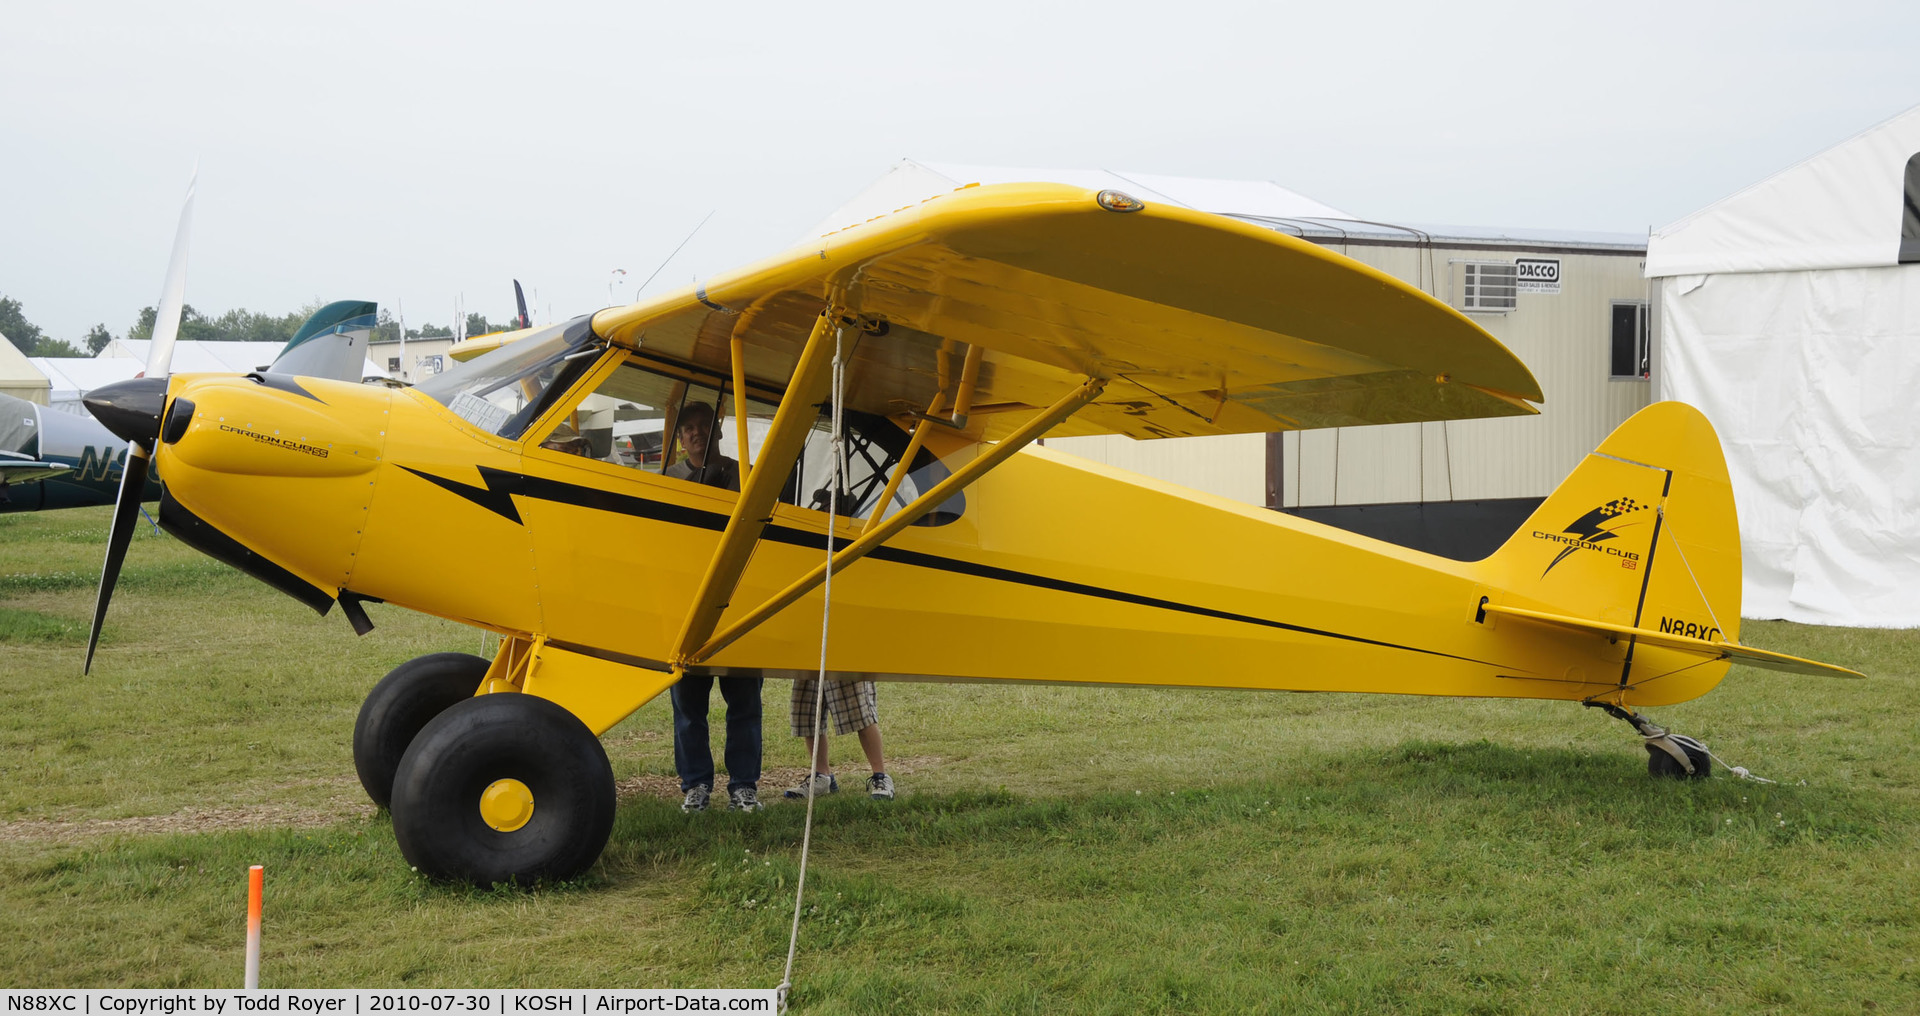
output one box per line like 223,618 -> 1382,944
861,388 -> 947,536
686,372 -> 1109,665
730,331 -> 752,483
670,311 -> 843,666
858,341 -> 982,532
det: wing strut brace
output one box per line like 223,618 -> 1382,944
670,310 -> 844,667
861,342 -> 984,535
690,372 -> 1106,665
668,313 -> 1107,669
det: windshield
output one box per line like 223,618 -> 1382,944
415,317 -> 603,439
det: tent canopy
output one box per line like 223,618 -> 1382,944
1649,102 -> 1920,628
1647,104 -> 1920,277
0,333 -> 51,405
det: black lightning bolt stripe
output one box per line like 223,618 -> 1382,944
246,372 -> 327,403
399,464 -> 1511,667
398,465 -> 729,530
1542,496 -> 1648,577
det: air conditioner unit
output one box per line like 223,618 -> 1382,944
1450,260 -> 1517,314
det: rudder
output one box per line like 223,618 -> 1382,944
1481,402 -> 1742,704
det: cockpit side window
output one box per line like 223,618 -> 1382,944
534,355 -> 775,489
534,355 -> 964,525
791,407 -> 964,526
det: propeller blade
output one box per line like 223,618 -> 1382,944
85,164 -> 195,673
145,167 -> 197,379
84,445 -> 152,674
513,279 -> 531,329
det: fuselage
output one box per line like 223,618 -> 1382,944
150,360 -> 1731,721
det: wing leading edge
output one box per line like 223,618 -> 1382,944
591,182 -> 1543,441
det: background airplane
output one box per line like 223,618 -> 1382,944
0,299 -> 380,512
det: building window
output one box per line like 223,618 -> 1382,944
1610,301 -> 1649,380
1901,153 -> 1920,263
1453,261 -> 1517,313
387,357 -> 400,372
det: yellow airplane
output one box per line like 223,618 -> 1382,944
80,182 -> 1859,885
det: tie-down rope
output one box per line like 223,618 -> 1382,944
776,322 -> 845,1013
1645,506 -> 1773,781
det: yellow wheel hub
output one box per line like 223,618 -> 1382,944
479,778 -> 535,832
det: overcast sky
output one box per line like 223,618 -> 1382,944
4,0 -> 1916,342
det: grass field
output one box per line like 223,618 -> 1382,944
2,506 -> 1916,1012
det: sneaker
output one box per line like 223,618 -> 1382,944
681,785 -> 712,813
728,786 -> 762,812
867,773 -> 895,801
783,772 -> 838,799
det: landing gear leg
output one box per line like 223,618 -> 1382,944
1585,701 -> 1712,780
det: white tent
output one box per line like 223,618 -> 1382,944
1648,104 -> 1920,627
0,333 -> 51,405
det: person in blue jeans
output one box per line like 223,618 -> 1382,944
671,675 -> 764,812
664,401 -> 761,813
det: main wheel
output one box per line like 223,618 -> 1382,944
1646,741 -> 1711,780
390,693 -> 615,885
353,652 -> 490,808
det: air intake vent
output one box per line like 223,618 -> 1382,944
1453,261 -> 1518,313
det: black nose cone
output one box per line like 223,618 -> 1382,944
85,377 -> 169,447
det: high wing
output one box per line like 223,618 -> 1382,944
586,182 -> 1543,441
1481,604 -> 1864,679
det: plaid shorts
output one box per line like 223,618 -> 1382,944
790,678 -> 878,736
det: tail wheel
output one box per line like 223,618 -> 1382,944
390,693 -> 615,885
1646,741 -> 1712,780
353,652 -> 490,808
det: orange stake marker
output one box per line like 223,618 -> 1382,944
244,865 -> 263,989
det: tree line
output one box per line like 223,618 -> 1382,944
1,293 -> 514,358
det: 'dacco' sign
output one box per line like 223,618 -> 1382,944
1515,258 -> 1561,294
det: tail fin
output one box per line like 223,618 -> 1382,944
269,300 -> 378,381
1480,402 -> 1746,702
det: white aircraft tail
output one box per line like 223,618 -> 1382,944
269,300 -> 378,380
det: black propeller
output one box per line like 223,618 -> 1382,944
84,168 -> 194,674
82,406 -> 158,672
83,371 -> 171,675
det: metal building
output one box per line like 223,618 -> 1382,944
1048,220 -> 1653,556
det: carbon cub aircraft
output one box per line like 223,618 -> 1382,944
82,182 -> 1859,885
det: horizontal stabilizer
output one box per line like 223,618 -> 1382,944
1481,603 -> 1863,679
0,455 -> 71,484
